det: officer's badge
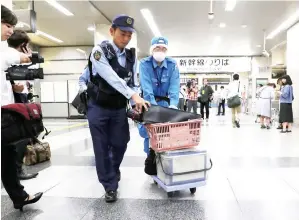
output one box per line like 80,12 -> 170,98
126,17 -> 133,25
93,50 -> 101,61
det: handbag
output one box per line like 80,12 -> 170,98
1,103 -> 50,144
71,92 -> 88,115
24,141 -> 51,166
227,82 -> 241,108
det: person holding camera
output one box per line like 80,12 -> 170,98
7,29 -> 39,180
1,4 -> 43,210
187,79 -> 198,113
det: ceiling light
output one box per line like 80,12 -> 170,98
140,8 -> 161,36
219,23 -> 226,28
256,45 -> 262,48
45,0 -> 74,16
36,30 -> 63,43
225,0 -> 237,11
266,9 -> 299,39
241,25 -> 247,28
76,48 -> 85,54
87,26 -> 95,32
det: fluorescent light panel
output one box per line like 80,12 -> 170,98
140,8 -> 161,36
87,26 -> 95,31
45,0 -> 74,16
266,9 -> 299,39
225,0 -> 237,11
16,21 -> 63,43
36,30 -> 63,43
76,48 -> 85,54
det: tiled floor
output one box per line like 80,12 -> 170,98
2,109 -> 299,220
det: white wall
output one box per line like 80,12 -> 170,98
287,22 -> 299,124
38,46 -> 92,117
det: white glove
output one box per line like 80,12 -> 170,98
78,85 -> 87,94
169,105 -> 178,109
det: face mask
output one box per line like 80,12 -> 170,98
153,52 -> 166,62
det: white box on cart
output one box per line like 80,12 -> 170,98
156,148 -> 208,186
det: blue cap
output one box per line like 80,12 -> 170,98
112,14 -> 135,32
151,36 -> 168,46
150,36 -> 168,51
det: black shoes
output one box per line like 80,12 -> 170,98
235,120 -> 240,128
117,170 -> 121,182
14,192 -> 43,211
18,170 -> 38,180
105,190 -> 117,203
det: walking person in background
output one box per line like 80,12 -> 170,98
187,79 -> 198,113
255,84 -> 263,123
198,78 -> 214,122
257,83 -> 276,129
216,85 -> 226,116
227,74 -> 241,128
178,85 -> 186,110
278,75 -> 294,133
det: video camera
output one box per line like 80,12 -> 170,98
186,80 -> 192,89
5,52 -> 44,81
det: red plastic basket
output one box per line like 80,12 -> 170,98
145,119 -> 202,152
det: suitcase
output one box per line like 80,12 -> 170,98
156,149 -> 208,186
24,142 -> 51,165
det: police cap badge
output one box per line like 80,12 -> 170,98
126,17 -> 133,25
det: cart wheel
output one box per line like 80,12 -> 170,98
167,192 -> 174,198
190,188 -> 196,194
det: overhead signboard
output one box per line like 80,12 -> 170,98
173,57 -> 251,73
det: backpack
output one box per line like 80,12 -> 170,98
1,103 -> 50,144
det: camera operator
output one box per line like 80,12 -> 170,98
187,79 -> 198,113
7,29 -> 39,180
1,5 -> 42,210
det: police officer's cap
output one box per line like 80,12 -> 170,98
112,14 -> 135,32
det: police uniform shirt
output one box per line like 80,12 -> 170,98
1,41 -> 20,105
88,40 -> 138,99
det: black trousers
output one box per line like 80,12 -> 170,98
1,139 -> 29,204
218,99 -> 225,114
200,102 -> 210,119
16,140 -> 28,173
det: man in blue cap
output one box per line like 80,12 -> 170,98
138,36 -> 180,156
82,14 -> 150,203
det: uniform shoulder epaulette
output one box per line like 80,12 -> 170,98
140,56 -> 151,63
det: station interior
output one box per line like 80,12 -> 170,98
1,1 -> 299,220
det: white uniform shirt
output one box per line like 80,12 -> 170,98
1,41 -> 21,105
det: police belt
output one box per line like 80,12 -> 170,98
154,96 -> 170,104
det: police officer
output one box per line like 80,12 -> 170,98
138,36 -> 180,155
85,14 -> 149,203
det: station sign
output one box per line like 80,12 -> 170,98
173,57 -> 251,73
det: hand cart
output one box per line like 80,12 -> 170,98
145,119 -> 212,197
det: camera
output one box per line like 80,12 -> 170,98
5,52 -> 44,81
186,80 -> 192,89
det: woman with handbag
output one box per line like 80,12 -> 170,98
227,74 -> 241,128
